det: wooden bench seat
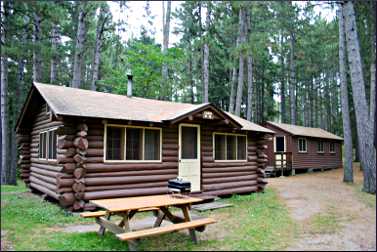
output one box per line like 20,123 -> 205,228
80,207 -> 160,218
116,218 -> 216,241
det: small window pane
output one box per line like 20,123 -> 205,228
39,132 -> 47,159
215,135 -> 226,160
48,130 -> 57,159
181,127 -> 197,159
317,141 -> 324,152
144,129 -> 160,160
126,128 -> 143,160
237,136 -> 246,160
227,135 -> 237,160
330,143 -> 335,152
276,137 -> 285,152
106,127 -> 125,160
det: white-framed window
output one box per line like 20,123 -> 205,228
275,136 -> 286,152
329,142 -> 336,153
317,141 -> 324,153
213,133 -> 247,161
39,128 -> 57,160
298,138 -> 307,153
104,124 -> 162,162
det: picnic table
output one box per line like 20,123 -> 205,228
80,194 -> 216,250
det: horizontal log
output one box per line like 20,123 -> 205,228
56,177 -> 74,187
202,162 -> 255,168
30,172 -> 57,185
162,143 -> 178,150
57,187 -> 73,193
30,182 -> 59,200
30,176 -> 56,192
88,141 -> 103,148
162,150 -> 178,156
204,185 -> 258,196
30,166 -> 60,178
87,129 -> 103,136
31,163 -> 64,173
86,148 -> 103,157
57,147 -> 76,157
162,138 -> 178,145
257,158 -> 268,163
162,156 -> 178,162
83,187 -> 168,200
202,166 -> 257,173
203,174 -> 258,184
56,127 -> 76,136
85,181 -> 169,192
203,180 -> 258,191
84,174 -> 176,186
202,156 -> 214,162
85,169 -> 177,177
57,155 -> 74,164
86,157 -> 104,163
248,156 -> 258,161
85,162 -> 176,172
31,121 -> 63,132
62,163 -> 76,173
87,135 -> 103,141
58,137 -> 73,149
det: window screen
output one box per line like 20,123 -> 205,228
214,134 -> 226,160
106,127 -> 125,160
275,136 -> 285,152
237,136 -> 246,160
317,141 -> 324,152
144,129 -> 160,160
126,128 -> 143,160
227,135 -> 237,160
39,132 -> 47,159
298,138 -> 307,152
48,130 -> 57,159
181,126 -> 197,159
329,143 -> 335,153
214,134 -> 247,161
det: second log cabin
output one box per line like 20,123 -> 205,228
16,82 -> 274,211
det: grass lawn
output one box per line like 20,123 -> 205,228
1,181 -> 296,251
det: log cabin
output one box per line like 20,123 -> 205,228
16,82 -> 274,211
264,121 -> 343,176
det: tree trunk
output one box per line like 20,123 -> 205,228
50,24 -> 59,83
289,30 -> 296,125
202,4 -> 210,103
235,6 -> 246,116
91,5 -> 108,91
246,8 -> 253,122
188,46 -> 195,103
33,12 -> 42,82
338,7 -> 353,183
1,1 -> 9,183
280,34 -> 286,123
343,1 -> 376,193
161,0 -> 171,100
72,2 -> 88,88
229,66 -> 237,113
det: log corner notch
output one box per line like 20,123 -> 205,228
72,123 -> 89,211
17,133 -> 31,186
256,136 -> 269,192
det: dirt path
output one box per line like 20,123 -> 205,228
268,166 -> 376,251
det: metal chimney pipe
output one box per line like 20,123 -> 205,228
127,74 -> 133,97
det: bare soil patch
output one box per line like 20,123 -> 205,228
268,166 -> 376,251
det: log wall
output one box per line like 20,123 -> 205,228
20,111 -> 270,211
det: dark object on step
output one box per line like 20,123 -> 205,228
168,178 -> 191,193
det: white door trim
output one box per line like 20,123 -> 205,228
178,123 -> 201,192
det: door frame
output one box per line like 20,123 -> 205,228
178,123 -> 201,191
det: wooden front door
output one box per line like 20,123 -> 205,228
178,124 -> 201,192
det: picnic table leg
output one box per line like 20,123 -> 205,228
122,211 -> 138,251
181,205 -> 198,244
98,212 -> 111,236
153,210 -> 166,227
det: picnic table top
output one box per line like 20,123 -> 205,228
90,194 -> 203,213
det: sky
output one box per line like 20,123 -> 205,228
108,1 -> 337,46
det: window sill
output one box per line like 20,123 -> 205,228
298,151 -> 308,153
